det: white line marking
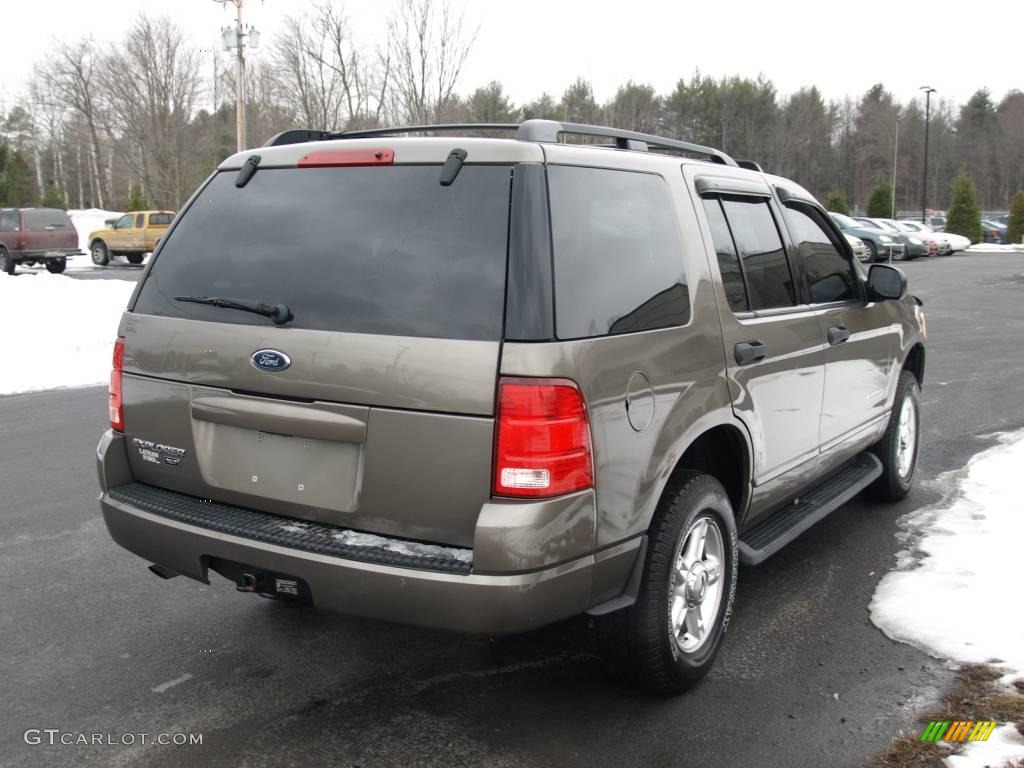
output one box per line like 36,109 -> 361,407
151,673 -> 193,693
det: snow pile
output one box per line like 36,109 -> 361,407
944,724 -> 1024,768
871,430 -> 1024,767
67,209 -> 123,254
0,272 -> 135,395
966,243 -> 1024,252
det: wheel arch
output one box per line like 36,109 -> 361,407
902,342 -> 925,386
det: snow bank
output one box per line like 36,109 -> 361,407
871,431 -> 1024,768
966,243 -> 1024,252
0,272 -> 135,395
67,208 -> 123,254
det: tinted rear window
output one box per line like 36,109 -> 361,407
133,165 -> 511,340
547,166 -> 689,339
23,209 -> 72,230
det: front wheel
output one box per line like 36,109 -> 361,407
868,371 -> 920,501
45,258 -> 66,274
127,253 -> 144,265
595,472 -> 738,695
90,240 -> 109,266
865,240 -> 878,263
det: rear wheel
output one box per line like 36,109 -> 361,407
0,247 -> 15,275
595,472 -> 738,695
90,240 -> 109,266
45,258 -> 66,274
127,253 -> 144,265
868,371 -> 920,501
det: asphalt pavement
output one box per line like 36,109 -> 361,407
2,250 -> 1022,768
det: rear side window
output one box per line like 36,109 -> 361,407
133,165 -> 511,341
701,198 -> 748,312
548,166 -> 688,339
720,198 -> 795,310
149,213 -> 172,226
135,214 -> 145,227
23,209 -> 72,230
782,205 -> 858,304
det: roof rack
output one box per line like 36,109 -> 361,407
264,119 -> 738,167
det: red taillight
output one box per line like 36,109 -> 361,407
493,377 -> 593,498
109,337 -> 124,431
297,148 -> 394,168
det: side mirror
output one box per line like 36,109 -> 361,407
867,264 -> 907,301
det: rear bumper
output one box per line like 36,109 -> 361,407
12,249 -> 83,260
96,430 -> 639,634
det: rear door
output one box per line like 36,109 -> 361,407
123,161 -> 514,547
690,172 -> 825,510
130,213 -> 146,250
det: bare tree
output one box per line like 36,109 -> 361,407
100,16 -> 202,207
387,0 -> 477,124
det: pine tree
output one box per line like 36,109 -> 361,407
823,190 -> 850,215
1007,191 -> 1024,245
866,178 -> 893,218
40,185 -> 66,209
126,183 -> 149,211
945,171 -> 983,243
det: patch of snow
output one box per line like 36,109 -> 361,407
331,529 -> 473,565
966,243 -> 1024,252
944,724 -> 1024,768
871,430 -> 1024,766
150,673 -> 193,694
67,208 -> 123,256
279,523 -> 311,534
0,272 -> 135,395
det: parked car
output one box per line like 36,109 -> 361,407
980,219 -> 1007,244
88,210 -> 175,266
892,220 -> 950,254
855,217 -> 929,259
844,233 -> 869,263
96,119 -> 926,695
830,212 -> 906,262
0,207 -> 83,274
897,220 -> 970,253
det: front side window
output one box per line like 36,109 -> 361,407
548,165 -> 689,339
720,198 -> 796,310
114,215 -> 134,229
783,205 -> 858,304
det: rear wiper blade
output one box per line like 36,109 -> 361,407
174,295 -> 293,325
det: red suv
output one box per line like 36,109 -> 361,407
0,208 -> 82,275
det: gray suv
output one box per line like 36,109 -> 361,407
96,120 -> 926,694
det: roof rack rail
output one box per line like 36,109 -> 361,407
736,159 -> 763,172
264,119 -> 738,166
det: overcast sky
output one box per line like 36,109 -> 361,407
3,0 -> 1021,114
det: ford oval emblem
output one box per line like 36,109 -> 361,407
250,349 -> 291,372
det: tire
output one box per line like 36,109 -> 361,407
127,253 -> 144,265
865,240 -> 878,263
0,247 -> 15,275
45,258 -> 66,274
90,240 -> 109,266
595,472 -> 738,695
868,371 -> 921,501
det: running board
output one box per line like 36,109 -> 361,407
738,452 -> 882,566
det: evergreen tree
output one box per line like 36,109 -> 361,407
1007,190 -> 1024,245
40,185 -> 66,209
945,171 -> 983,243
823,190 -> 850,215
866,177 -> 893,218
126,183 -> 149,211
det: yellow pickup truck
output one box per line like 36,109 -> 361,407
89,210 -> 175,266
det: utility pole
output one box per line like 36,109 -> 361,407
216,0 -> 260,152
920,86 -> 936,224
891,116 -> 900,219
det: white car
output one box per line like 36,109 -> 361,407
844,233 -> 869,263
898,220 -> 969,253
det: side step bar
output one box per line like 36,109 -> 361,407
738,452 -> 883,566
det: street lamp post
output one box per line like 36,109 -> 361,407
891,116 -> 900,219
920,86 -> 936,224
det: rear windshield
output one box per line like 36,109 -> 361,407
23,209 -> 72,230
133,165 -> 511,340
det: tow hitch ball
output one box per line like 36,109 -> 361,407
236,572 -> 278,599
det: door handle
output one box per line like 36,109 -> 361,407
734,340 -> 767,366
827,324 -> 850,345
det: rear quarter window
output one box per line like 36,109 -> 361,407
548,166 -> 689,339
